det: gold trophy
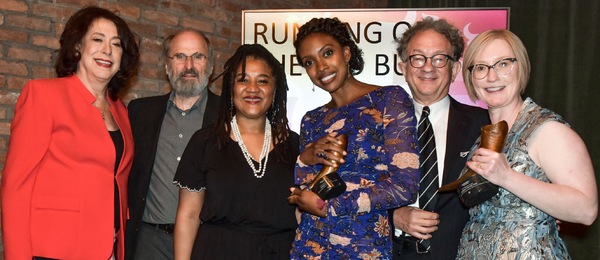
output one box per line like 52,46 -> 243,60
308,134 -> 348,200
438,121 -> 508,207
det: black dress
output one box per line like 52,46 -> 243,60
174,127 -> 300,260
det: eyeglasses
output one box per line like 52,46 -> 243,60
468,58 -> 517,79
167,52 -> 208,64
408,54 -> 454,68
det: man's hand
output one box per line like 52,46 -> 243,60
393,206 -> 439,240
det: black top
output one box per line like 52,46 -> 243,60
109,129 -> 124,230
174,127 -> 300,259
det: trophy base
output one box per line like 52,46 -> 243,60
458,174 -> 499,207
310,172 -> 347,200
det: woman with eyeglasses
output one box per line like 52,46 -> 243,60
456,29 -> 597,259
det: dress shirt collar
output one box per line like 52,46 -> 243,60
413,95 -> 450,122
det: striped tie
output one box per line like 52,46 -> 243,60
416,106 -> 438,252
418,106 -> 439,211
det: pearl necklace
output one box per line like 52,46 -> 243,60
230,115 -> 271,178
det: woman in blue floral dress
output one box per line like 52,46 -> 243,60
287,17 -> 420,259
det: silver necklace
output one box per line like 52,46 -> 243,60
230,115 -> 271,178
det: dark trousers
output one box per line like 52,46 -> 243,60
392,235 -> 432,260
133,222 -> 174,260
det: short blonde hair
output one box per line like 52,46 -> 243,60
463,30 -> 531,102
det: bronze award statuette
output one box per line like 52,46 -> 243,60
308,134 -> 348,200
438,120 -> 509,207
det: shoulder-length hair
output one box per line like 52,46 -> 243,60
55,6 -> 140,100
463,29 -> 531,102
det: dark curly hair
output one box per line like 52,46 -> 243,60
395,17 -> 464,62
212,44 -> 292,162
293,17 -> 364,75
55,6 -> 140,100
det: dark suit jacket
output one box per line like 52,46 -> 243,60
124,90 -> 220,260
393,96 -> 490,260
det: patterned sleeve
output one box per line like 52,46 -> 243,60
294,112 -> 321,186
174,129 -> 209,192
328,86 -> 420,216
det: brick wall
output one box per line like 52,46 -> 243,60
0,0 -> 388,257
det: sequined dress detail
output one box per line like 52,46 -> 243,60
457,98 -> 571,259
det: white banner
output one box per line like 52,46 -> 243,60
243,8 -> 509,132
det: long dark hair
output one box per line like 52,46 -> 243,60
212,44 -> 292,161
55,6 -> 140,100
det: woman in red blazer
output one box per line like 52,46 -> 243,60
1,6 -> 139,260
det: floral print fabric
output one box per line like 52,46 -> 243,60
291,85 -> 420,259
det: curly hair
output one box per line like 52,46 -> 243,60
212,44 -> 292,162
55,6 -> 140,100
395,17 -> 464,62
293,17 -> 364,75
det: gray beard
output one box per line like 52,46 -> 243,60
171,76 -> 208,98
168,70 -> 209,98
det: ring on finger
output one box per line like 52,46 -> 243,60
317,151 -> 326,158
477,162 -> 483,169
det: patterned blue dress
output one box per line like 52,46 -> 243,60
290,85 -> 420,259
457,98 -> 571,259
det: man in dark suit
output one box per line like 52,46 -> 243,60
125,29 -> 220,260
391,18 -> 490,259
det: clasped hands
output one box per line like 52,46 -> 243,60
287,133 -> 347,218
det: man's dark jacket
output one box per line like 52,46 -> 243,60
392,97 -> 490,260
124,90 -> 220,260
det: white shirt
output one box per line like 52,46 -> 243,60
395,96 -> 450,237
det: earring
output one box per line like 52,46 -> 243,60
312,84 -> 315,92
347,63 -> 351,79
271,104 -> 277,123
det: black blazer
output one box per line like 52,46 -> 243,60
393,96 -> 490,260
124,91 -> 220,260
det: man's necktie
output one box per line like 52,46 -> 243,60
415,106 -> 439,252
418,106 -> 439,212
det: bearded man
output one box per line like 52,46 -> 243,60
125,29 -> 220,260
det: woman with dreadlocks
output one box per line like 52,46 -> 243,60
173,44 -> 300,260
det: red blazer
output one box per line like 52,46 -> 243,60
1,75 -> 134,260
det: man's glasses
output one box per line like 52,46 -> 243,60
468,58 -> 517,79
408,54 -> 454,68
167,52 -> 208,64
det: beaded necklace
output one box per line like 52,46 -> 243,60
230,115 -> 271,178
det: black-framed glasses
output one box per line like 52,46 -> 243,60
468,58 -> 517,79
167,52 -> 208,64
408,54 -> 454,68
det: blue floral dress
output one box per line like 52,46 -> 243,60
457,98 -> 571,259
290,85 -> 420,259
